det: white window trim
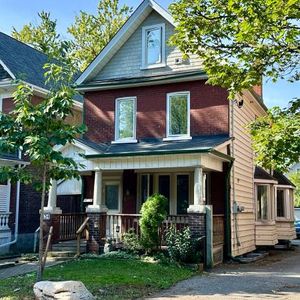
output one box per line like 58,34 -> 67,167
255,184 -> 272,222
141,23 -> 166,69
114,97 -> 137,143
164,91 -> 191,141
275,187 -> 292,221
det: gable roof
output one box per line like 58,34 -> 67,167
0,32 -> 51,90
76,0 -> 175,85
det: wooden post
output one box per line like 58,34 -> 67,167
42,226 -> 53,272
206,205 -> 213,268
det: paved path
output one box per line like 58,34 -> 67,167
149,240 -> 300,300
0,259 -> 63,280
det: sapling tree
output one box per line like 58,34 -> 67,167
0,62 -> 85,281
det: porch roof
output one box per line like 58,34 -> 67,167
79,134 -> 232,159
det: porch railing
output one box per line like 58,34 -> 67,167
58,213 -> 87,241
105,214 -> 189,241
0,212 -> 11,230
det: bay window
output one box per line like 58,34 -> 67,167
256,185 -> 269,221
276,189 -> 286,218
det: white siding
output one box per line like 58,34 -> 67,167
94,11 -> 203,81
0,184 -> 10,212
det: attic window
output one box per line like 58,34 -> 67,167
142,24 -> 165,69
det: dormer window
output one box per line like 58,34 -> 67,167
114,97 -> 137,143
142,24 -> 165,69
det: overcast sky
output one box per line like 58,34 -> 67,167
0,0 -> 298,109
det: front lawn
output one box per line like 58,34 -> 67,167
0,256 -> 195,299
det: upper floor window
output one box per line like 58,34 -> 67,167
256,185 -> 269,221
115,97 -> 137,143
166,92 -> 190,140
142,24 -> 165,69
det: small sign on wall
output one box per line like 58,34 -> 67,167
43,213 -> 51,220
83,198 -> 93,203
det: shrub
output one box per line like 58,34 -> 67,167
123,228 -> 143,254
139,194 -> 168,251
166,225 -> 202,264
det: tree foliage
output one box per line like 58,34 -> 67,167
288,171 -> 300,207
68,0 -> 132,70
169,0 -> 300,171
12,0 -> 131,71
249,104 -> 300,172
0,62 -> 85,280
139,194 -> 168,252
169,0 -> 300,98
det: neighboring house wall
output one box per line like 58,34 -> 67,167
230,93 -> 266,256
84,80 -> 229,143
94,11 -> 203,81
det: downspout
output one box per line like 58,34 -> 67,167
0,153 -> 22,249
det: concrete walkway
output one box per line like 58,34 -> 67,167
149,240 -> 300,300
0,259 -> 63,280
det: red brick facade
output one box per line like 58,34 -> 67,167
84,80 -> 229,143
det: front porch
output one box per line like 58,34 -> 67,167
44,136 -> 232,265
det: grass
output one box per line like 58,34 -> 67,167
0,257 -> 196,299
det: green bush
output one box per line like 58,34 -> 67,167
166,225 -> 202,264
123,228 -> 143,254
139,194 -> 168,252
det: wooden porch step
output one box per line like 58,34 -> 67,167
51,240 -> 87,254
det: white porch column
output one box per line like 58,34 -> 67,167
188,166 -> 206,214
86,169 -> 107,213
44,179 -> 62,214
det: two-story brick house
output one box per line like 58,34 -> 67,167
43,0 -> 295,264
0,32 -> 83,253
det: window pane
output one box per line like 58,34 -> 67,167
277,189 -> 285,217
257,185 -> 268,220
147,28 -> 161,65
169,94 -> 188,136
159,175 -> 170,213
177,175 -> 189,214
117,99 -> 134,140
105,185 -> 119,210
141,174 -> 153,204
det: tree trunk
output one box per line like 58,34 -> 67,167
37,165 -> 47,282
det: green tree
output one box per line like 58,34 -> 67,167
289,171 -> 300,207
68,0 -> 132,70
169,0 -> 300,171
12,0 -> 131,71
12,12 -> 72,63
0,62 -> 85,281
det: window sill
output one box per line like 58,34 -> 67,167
276,217 -> 291,222
140,63 -> 166,70
163,136 -> 192,142
111,139 -> 138,144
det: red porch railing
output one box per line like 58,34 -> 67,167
58,213 -> 87,241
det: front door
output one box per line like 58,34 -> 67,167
177,175 -> 189,214
158,175 -> 170,213
104,182 -> 121,213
